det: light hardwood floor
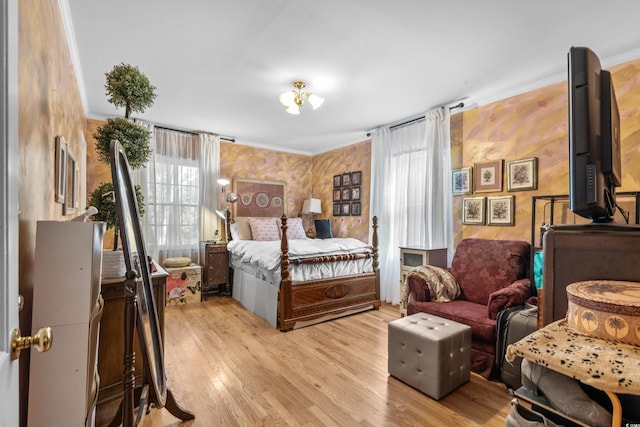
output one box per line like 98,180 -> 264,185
140,299 -> 512,426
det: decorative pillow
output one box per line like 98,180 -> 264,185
163,257 -> 192,268
283,217 -> 307,240
314,219 -> 333,239
248,217 -> 280,241
234,217 -> 253,240
229,223 -> 240,241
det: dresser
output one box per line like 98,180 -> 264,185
95,266 -> 167,426
399,246 -> 448,315
200,242 -> 230,298
28,221 -> 105,427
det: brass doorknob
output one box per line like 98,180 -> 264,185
11,327 -> 53,360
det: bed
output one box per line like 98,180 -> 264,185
225,214 -> 381,331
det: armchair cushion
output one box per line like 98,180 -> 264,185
487,278 -> 532,320
450,238 -> 530,305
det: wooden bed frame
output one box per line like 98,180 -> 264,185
226,214 -> 381,331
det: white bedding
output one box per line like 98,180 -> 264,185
227,237 -> 374,284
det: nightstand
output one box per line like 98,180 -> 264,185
200,242 -> 231,299
399,246 -> 448,315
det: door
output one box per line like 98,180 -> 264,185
0,0 -> 20,425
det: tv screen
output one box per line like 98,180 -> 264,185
568,46 -> 621,223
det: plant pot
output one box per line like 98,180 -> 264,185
102,249 -> 126,279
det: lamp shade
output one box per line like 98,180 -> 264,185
307,93 -> 325,110
302,198 -> 322,215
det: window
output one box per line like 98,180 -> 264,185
147,154 -> 200,251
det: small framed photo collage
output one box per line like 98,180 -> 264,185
333,170 -> 361,216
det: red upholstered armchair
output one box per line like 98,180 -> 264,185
406,238 -> 532,379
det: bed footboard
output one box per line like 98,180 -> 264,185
278,215 -> 381,331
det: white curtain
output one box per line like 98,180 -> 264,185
135,126 -> 202,264
370,108 -> 454,304
132,119 -> 157,254
199,132 -> 220,241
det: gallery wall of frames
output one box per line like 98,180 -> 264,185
452,157 -> 538,226
332,170 -> 362,216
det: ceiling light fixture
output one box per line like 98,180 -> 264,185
279,81 -> 324,115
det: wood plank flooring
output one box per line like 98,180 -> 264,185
139,299 -> 512,426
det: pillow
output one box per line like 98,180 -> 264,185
283,217 -> 307,240
229,223 -> 240,241
314,219 -> 333,239
234,217 -> 253,240
248,217 -> 280,241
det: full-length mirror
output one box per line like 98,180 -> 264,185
110,139 -> 167,407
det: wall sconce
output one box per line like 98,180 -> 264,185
301,198 -> 322,233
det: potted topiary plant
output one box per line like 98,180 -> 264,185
88,182 -> 145,250
90,63 -> 157,277
93,63 -> 157,168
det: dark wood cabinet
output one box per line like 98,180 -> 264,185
95,268 -> 167,427
200,242 -> 230,298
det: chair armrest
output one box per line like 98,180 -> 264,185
407,276 -> 432,303
487,278 -> 532,320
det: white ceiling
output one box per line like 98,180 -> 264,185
63,0 -> 640,155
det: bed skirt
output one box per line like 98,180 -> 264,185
232,268 -> 279,327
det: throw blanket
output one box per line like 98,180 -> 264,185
401,265 -> 460,306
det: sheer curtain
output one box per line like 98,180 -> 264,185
370,108 -> 454,304
136,127 -> 202,264
199,132 -> 220,241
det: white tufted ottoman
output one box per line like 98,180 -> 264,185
388,313 -> 471,400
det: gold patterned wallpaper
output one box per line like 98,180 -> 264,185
453,57 -> 640,244
219,141 -> 312,220
18,0 -> 88,421
311,140 -> 371,241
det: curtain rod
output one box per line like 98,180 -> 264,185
153,123 -> 236,143
388,102 -> 465,130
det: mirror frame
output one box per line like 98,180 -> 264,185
110,139 -> 167,407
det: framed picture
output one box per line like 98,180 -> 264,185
351,171 -> 362,185
55,136 -> 67,203
351,201 -> 361,216
234,178 -> 286,217
333,189 -> 341,202
64,149 -> 76,215
351,186 -> 361,201
341,172 -> 351,187
507,157 -> 538,191
474,160 -> 503,193
452,167 -> 472,195
341,188 -> 351,201
462,197 -> 486,225
487,195 -> 515,226
341,202 -> 350,216
333,203 -> 342,216
333,175 -> 342,188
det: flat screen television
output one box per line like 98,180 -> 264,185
568,46 -> 622,223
